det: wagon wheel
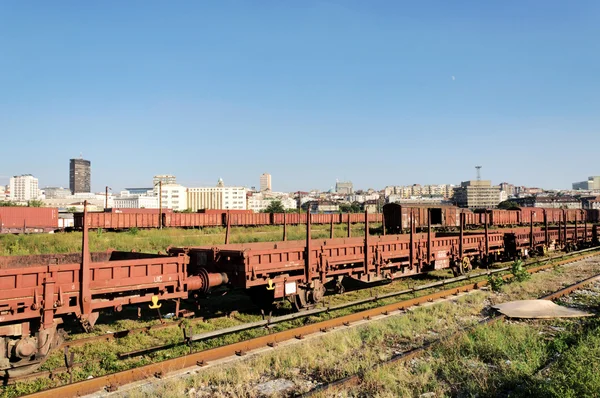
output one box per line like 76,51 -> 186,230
459,256 -> 472,275
292,289 -> 310,312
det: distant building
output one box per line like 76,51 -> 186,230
302,200 -> 340,214
160,184 -> 188,211
153,175 -> 177,187
260,173 -> 272,192
70,158 -> 91,194
125,188 -> 154,195
514,196 -> 582,209
43,187 -> 71,199
582,196 -> 600,210
0,185 -> 6,201
499,182 -> 516,197
114,194 -> 159,209
9,174 -> 40,202
384,184 -> 455,199
187,179 -> 247,211
572,176 -> 600,191
453,180 -> 501,209
336,181 -> 353,195
247,192 -> 296,212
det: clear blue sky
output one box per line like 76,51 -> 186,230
1,1 -> 599,192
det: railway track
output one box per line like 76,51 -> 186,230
302,267 -> 600,396
15,248 -> 600,397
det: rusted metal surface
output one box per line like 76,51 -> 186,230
0,207 -> 58,233
24,250 -> 600,398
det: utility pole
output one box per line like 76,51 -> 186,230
105,186 -> 111,210
158,180 -> 162,229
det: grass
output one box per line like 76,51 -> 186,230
115,257 -> 600,398
0,223 -> 381,256
0,247 -> 596,396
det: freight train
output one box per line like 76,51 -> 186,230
0,204 -> 598,377
2,206 -> 600,234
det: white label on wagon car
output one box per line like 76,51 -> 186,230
285,282 -> 297,295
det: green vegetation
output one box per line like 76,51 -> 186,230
497,200 -> 520,210
0,223 -> 380,256
339,202 -> 362,213
487,273 -> 505,292
117,259 -> 600,398
511,259 -> 531,282
261,200 -> 285,214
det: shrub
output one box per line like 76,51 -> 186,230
511,260 -> 530,282
488,274 -> 505,292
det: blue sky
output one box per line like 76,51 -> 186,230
1,1 -> 599,192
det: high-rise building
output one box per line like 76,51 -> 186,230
9,174 -> 40,202
260,173 -> 272,192
70,158 -> 91,194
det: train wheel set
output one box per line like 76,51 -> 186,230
0,202 -> 598,378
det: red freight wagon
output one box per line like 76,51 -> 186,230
227,212 -> 271,226
75,212 -> 160,229
586,209 -> 600,223
0,207 -> 58,233
517,208 -> 545,224
165,213 -> 222,228
462,211 -> 481,227
383,204 -> 463,232
198,209 -> 253,215
106,208 -> 173,214
271,213 -> 303,225
563,209 -> 586,223
542,209 -> 563,224
487,210 -> 519,226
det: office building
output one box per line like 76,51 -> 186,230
187,179 -> 247,211
260,173 -> 272,192
453,180 -> 502,209
70,158 -> 91,194
572,176 -> 600,190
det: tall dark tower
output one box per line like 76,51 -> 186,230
70,157 -> 91,194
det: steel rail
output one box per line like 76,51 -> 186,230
13,249 -> 590,384
21,250 -> 600,398
70,247 -> 600,358
302,268 -> 600,396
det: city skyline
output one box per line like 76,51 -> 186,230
1,2 -> 599,192
0,164 -> 596,194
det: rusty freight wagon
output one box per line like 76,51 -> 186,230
0,206 -> 229,376
383,204 -> 461,233
0,207 -> 58,233
0,204 -> 596,377
74,211 -> 161,229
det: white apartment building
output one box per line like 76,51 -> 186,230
0,185 -> 6,201
160,184 -> 187,211
187,185 -> 247,211
9,174 -> 40,202
248,193 -> 296,212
